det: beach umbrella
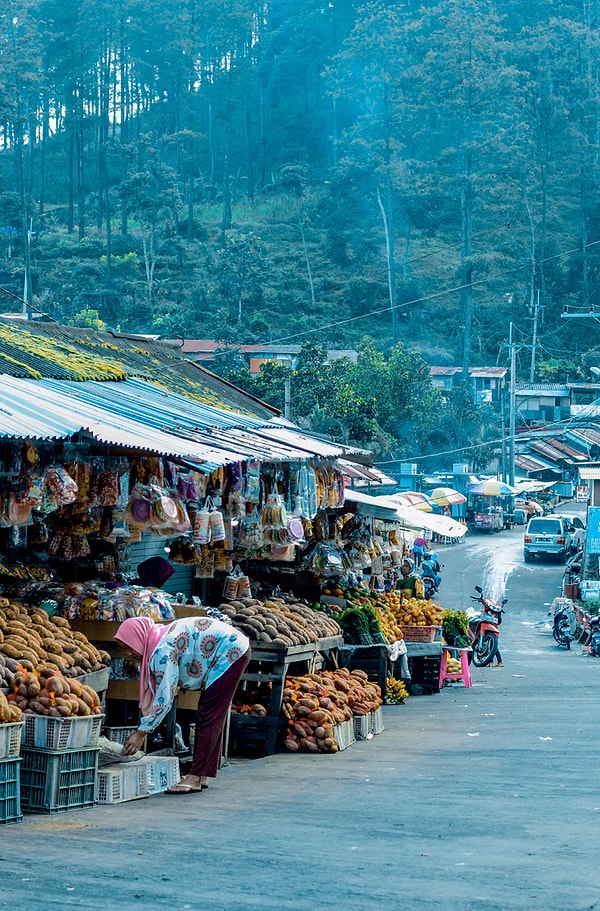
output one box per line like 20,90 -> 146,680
388,491 -> 434,512
467,479 -> 519,497
429,487 -> 467,507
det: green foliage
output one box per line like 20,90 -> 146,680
1,0 -> 600,418
71,309 -> 106,330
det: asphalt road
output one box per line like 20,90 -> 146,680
3,514 -> 600,911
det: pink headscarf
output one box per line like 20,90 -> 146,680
114,617 -> 171,716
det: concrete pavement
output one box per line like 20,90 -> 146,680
2,522 -> 599,911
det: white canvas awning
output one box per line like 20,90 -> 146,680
343,489 -> 468,538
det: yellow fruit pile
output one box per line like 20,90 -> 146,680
375,593 -> 443,641
385,677 -> 409,704
445,656 -> 463,674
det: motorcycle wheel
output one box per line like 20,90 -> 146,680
472,632 -> 498,667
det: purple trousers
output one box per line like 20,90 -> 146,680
190,650 -> 251,778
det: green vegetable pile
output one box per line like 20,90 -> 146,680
441,609 -> 471,648
339,604 -> 387,646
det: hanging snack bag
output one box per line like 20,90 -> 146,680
44,466 -> 79,506
238,507 -> 264,547
193,503 -> 211,545
209,507 -> 226,542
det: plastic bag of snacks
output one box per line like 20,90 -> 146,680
238,507 -> 264,547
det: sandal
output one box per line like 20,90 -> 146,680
166,775 -> 204,794
165,782 -> 203,794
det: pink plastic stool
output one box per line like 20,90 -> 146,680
439,646 -> 472,688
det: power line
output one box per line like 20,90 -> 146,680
209,237 -> 600,357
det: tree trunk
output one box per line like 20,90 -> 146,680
461,177 -> 473,384
298,213 -> 315,307
377,183 -> 398,346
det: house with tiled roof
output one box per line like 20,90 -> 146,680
169,340 -> 358,374
429,366 -> 507,404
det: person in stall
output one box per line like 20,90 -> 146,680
116,615 -> 251,794
134,556 -> 175,589
396,557 -> 425,600
412,533 -> 427,567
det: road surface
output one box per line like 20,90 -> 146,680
2,516 -> 599,911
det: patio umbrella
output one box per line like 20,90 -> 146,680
429,487 -> 467,507
467,479 -> 520,497
388,491 -> 434,512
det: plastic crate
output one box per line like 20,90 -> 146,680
98,761 -> 150,804
228,714 -> 281,757
22,714 -> 104,751
409,655 -> 441,693
102,726 -> 147,751
97,755 -> 180,803
0,723 -> 23,760
353,713 -> 372,741
146,756 -> 180,794
0,758 -> 22,825
332,719 -> 355,751
20,746 -> 99,814
402,625 -> 442,642
371,707 -> 385,735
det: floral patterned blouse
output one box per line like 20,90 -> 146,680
139,617 -> 250,732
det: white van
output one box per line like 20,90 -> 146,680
524,516 -> 574,563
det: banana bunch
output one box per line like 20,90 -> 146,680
385,677 -> 409,704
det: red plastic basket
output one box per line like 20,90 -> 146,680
402,625 -> 441,642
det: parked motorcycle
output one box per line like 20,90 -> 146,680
422,575 -> 438,599
466,586 -> 507,667
552,599 -> 576,650
588,616 -> 600,657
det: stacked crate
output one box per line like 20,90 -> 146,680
0,722 -> 23,825
19,714 -> 103,814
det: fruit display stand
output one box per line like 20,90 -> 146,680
230,637 -> 343,757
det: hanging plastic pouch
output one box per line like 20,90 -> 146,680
236,572 -> 252,598
193,504 -> 211,545
209,508 -> 226,542
223,564 -> 244,599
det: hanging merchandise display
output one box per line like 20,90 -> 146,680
243,461 -> 261,503
238,506 -> 264,548
222,564 -> 252,600
295,464 -> 318,518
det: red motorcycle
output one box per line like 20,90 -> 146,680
466,586 -> 507,666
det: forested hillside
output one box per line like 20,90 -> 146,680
1,0 -> 600,377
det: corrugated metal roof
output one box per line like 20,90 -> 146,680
515,384 -> 570,396
0,375 -> 238,470
530,440 -> 573,465
0,320 -> 279,419
0,375 -> 355,470
546,438 -> 588,461
579,466 -> 600,480
515,453 -> 554,472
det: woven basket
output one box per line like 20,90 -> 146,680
402,625 -> 441,643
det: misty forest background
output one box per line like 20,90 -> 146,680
2,0 -> 600,467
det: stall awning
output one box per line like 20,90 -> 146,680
343,489 -> 468,538
0,374 -> 359,472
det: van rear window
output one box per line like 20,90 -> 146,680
528,519 -> 561,534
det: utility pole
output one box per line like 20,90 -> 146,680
529,289 -> 543,383
509,322 -> 516,487
284,377 -> 291,421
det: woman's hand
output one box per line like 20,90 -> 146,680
121,729 -> 147,756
